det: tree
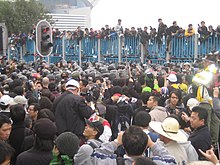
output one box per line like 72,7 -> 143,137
0,0 -> 51,34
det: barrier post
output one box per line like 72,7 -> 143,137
62,36 -> 65,61
79,40 -> 82,66
98,38 -> 101,62
33,40 -> 36,62
7,45 -> 10,60
20,46 -> 22,60
118,35 -> 122,63
141,43 -> 144,63
194,34 -> 198,60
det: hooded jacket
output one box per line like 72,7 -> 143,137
74,139 -> 103,165
149,106 -> 169,122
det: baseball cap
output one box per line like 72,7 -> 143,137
0,95 -> 13,106
65,79 -> 80,89
85,119 -> 104,135
187,98 -> 200,111
10,95 -> 27,105
167,74 -> 177,83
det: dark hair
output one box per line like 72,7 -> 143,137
33,136 -> 54,152
10,104 -> 25,123
28,97 -> 38,106
39,96 -> 52,110
0,141 -> 15,164
192,106 -> 208,124
36,81 -> 42,86
81,79 -> 88,87
134,82 -> 142,94
0,114 -> 11,128
37,108 -> 55,122
117,78 -> 126,87
141,92 -> 151,104
111,86 -> 122,96
185,75 -> 193,84
150,94 -> 160,104
32,103 -> 41,112
157,76 -> 165,88
48,82 -> 56,92
134,111 -> 151,127
9,79 -> 23,91
134,157 -> 156,165
14,86 -> 24,95
169,90 -> 182,105
41,90 -> 54,102
122,86 -> 130,97
145,74 -> 154,90
122,126 -> 148,156
138,75 -> 145,86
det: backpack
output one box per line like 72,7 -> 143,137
107,100 -> 133,140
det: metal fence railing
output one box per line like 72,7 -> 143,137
3,34 -> 220,65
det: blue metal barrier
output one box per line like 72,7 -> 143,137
101,35 -> 119,57
65,38 -> 79,62
197,36 -> 220,58
170,36 -> 194,59
148,37 -> 166,59
81,37 -> 98,62
6,34 -> 220,65
26,40 -> 35,54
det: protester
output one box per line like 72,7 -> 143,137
0,114 -> 12,141
16,118 -> 57,165
188,106 -> 212,160
50,132 -> 80,165
52,79 -> 93,141
0,141 -> 15,165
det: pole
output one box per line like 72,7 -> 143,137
140,43 -> 144,63
194,34 -> 198,60
20,46 -> 22,60
33,40 -> 36,62
79,40 -> 82,67
62,36 -> 65,61
98,38 -> 101,62
118,35 -> 122,64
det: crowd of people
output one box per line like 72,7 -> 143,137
0,47 -> 220,165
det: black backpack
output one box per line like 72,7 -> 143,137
111,101 -> 133,139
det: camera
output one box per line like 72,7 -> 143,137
80,86 -> 99,102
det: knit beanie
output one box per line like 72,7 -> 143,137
55,132 -> 80,158
34,118 -> 57,140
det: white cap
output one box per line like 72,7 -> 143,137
65,79 -> 80,89
10,95 -> 27,105
187,98 -> 200,111
0,95 -> 13,106
183,62 -> 191,67
167,74 -> 177,83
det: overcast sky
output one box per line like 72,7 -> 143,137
91,0 -> 219,30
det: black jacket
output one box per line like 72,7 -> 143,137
9,122 -> 33,164
16,148 -> 52,165
52,91 -> 93,136
188,125 -> 211,160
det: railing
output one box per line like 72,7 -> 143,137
4,34 -> 220,65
